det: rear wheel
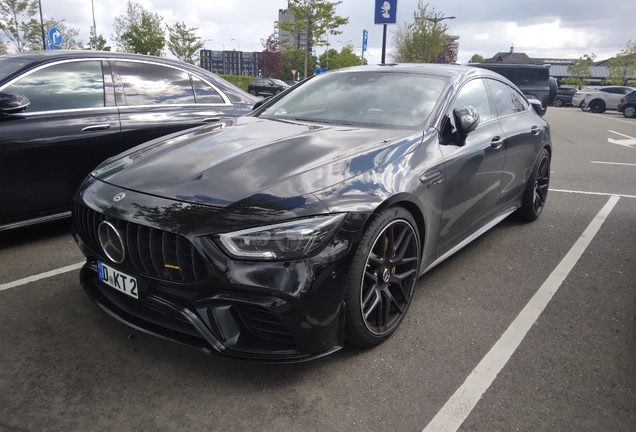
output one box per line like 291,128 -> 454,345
516,148 -> 550,222
344,206 -> 420,347
553,99 -> 563,108
580,101 -> 589,111
623,106 -> 636,118
589,100 -> 605,113
249,89 -> 257,95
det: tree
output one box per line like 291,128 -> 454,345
0,0 -> 37,52
607,41 -> 636,86
86,26 -> 111,51
434,40 -> 456,64
390,2 -> 450,63
318,44 -> 364,70
279,48 -> 316,81
113,1 -> 165,56
561,54 -> 595,89
258,34 -> 284,77
23,18 -> 83,51
166,21 -> 203,65
277,0 -> 349,79
469,53 -> 484,63
0,39 -> 8,55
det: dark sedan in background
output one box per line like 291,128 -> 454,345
553,87 -> 577,107
247,78 -> 290,96
72,64 -> 551,362
0,50 -> 257,231
617,90 -> 636,118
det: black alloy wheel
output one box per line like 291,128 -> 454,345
249,89 -> 257,95
553,98 -> 563,107
589,100 -> 605,113
623,106 -> 636,118
275,89 -> 282,95
580,101 -> 588,111
516,148 -> 550,221
344,206 -> 420,347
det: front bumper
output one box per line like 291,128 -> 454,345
72,180 -> 370,362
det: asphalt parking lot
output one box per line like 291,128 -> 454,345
1,107 -> 634,432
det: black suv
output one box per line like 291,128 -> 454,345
618,90 -> 636,118
247,78 -> 290,96
553,87 -> 577,107
469,63 -> 557,116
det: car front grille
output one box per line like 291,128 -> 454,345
73,202 -> 208,283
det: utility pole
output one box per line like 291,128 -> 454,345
91,0 -> 97,50
38,0 -> 46,50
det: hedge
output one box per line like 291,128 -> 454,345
217,74 -> 258,90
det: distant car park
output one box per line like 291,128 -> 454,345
0,50 -> 257,232
553,87 -> 576,107
581,86 -> 636,113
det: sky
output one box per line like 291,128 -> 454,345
28,0 -> 636,64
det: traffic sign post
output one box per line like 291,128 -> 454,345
48,27 -> 63,48
375,0 -> 398,64
362,29 -> 368,65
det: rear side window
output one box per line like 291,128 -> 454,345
116,61 -> 195,105
191,76 -> 224,104
4,61 -> 104,112
510,89 -> 528,112
487,79 -> 515,117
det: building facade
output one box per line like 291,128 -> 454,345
277,7 -> 310,52
199,50 -> 262,76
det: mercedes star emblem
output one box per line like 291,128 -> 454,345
98,221 -> 126,264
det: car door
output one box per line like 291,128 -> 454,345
438,78 -> 507,250
0,59 -> 121,223
113,60 -> 237,146
486,79 -> 544,206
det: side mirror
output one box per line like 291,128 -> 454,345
252,96 -> 272,111
0,91 -> 30,114
453,105 -> 480,136
528,98 -> 546,117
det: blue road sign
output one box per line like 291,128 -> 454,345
363,29 -> 368,52
315,68 -> 329,75
375,0 -> 397,25
48,27 -> 63,47
47,39 -> 55,50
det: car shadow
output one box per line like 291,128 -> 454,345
0,219 -> 73,250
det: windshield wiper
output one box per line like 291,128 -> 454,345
294,117 -> 335,124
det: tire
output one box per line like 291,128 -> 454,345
553,98 -> 563,108
275,90 -> 282,95
589,100 -> 605,113
516,148 -> 550,222
249,89 -> 257,95
580,101 -> 589,111
344,206 -> 421,347
623,106 -> 636,118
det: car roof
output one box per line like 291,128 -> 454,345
331,63 -> 508,81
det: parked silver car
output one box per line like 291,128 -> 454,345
581,86 -> 636,113
572,86 -> 599,108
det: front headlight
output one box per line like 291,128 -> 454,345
217,214 -> 346,261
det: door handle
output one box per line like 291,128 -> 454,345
202,117 -> 221,123
82,124 -> 111,132
491,136 -> 504,150
531,126 -> 540,135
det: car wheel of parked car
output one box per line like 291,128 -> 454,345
589,100 -> 605,113
553,99 -> 563,108
580,101 -> 589,111
516,148 -> 550,222
275,90 -> 282,95
623,106 -> 636,118
249,89 -> 257,95
344,206 -> 420,347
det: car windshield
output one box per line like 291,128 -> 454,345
0,57 -> 32,80
258,71 -> 447,129
271,79 -> 288,86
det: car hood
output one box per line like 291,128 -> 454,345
92,116 -> 423,208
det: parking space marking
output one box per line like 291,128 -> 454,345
0,262 -> 84,292
591,161 -> 636,167
551,188 -> 636,199
423,196 -> 620,432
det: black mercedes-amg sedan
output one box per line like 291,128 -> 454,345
72,64 -> 552,362
0,50 -> 257,232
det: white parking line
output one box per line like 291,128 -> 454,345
0,262 -> 84,292
591,161 -> 636,167
423,196 -> 620,432
551,188 -> 636,199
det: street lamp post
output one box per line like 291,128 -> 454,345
420,15 -> 456,24
231,38 -> 240,75
91,0 -> 97,50
337,40 -> 352,49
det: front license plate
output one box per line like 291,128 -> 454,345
98,261 -> 138,299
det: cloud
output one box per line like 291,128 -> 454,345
472,34 -> 489,41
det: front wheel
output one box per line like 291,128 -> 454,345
580,101 -> 589,111
553,99 -> 563,108
275,89 -> 282,95
589,100 -> 605,113
344,206 -> 420,347
249,89 -> 257,95
516,148 -> 550,222
623,106 -> 636,118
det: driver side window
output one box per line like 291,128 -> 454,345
452,79 -> 493,123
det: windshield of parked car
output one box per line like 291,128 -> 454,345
0,57 -> 32,80
257,71 -> 447,129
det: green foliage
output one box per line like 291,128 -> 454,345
278,48 -> 317,80
167,21 -> 203,65
607,40 -> 636,86
23,18 -> 84,51
562,54 -> 595,89
390,1 -> 450,63
86,27 -> 111,51
318,44 -> 364,70
469,53 -> 484,63
277,0 -> 349,79
0,0 -> 37,52
0,39 -> 8,55
113,1 -> 165,56
218,74 -> 257,90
